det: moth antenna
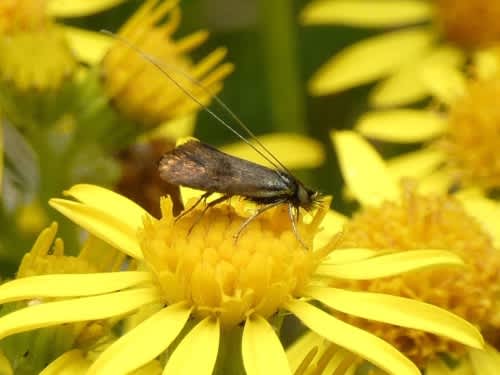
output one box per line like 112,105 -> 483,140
100,29 -> 289,175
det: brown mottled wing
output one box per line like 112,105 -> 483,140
158,140 -> 293,198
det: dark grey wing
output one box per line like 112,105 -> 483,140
158,140 -> 294,198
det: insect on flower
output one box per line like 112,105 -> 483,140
102,31 -> 322,248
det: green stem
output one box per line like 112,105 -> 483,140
214,326 -> 245,375
258,0 -> 307,134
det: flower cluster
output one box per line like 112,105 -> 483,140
1,1 -> 500,374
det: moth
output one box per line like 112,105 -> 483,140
158,139 -> 320,246
102,30 -> 322,247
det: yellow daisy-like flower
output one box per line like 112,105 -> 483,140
101,0 -> 234,128
356,63 -> 500,193
0,0 -> 131,90
326,130 -> 500,372
301,0 -> 500,107
0,184 -> 484,374
0,222 -> 129,374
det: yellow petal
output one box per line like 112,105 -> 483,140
321,349 -> 357,375
469,346 -> 500,375
48,0 -> 129,17
306,286 -> 484,349
316,249 -> 463,279
64,184 -> 151,228
323,248 -> 379,265
301,0 -> 432,27
220,133 -> 325,170
0,349 -> 12,375
0,288 -> 159,341
180,186 -> 211,205
473,47 -> 500,80
0,272 -> 152,304
130,361 -> 162,375
287,332 -> 356,375
141,113 -> 197,141
370,62 -> 429,107
332,131 -> 399,206
49,199 -> 143,260
242,315 -> 291,375
163,317 -> 220,375
309,27 -> 433,96
417,170 -> 452,194
40,350 -> 90,375
58,26 -> 113,65
386,148 -> 445,180
313,210 -> 347,250
421,64 -> 466,105
286,331 -> 321,374
357,109 -> 446,143
88,303 -> 192,375
456,194 -> 500,248
370,46 -> 464,107
285,299 -> 420,375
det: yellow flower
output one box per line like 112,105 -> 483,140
0,0 -> 130,90
301,0 -> 500,107
0,184 -> 483,374
327,130 -> 500,372
0,222 -> 129,374
100,0 -> 234,128
356,63 -> 500,193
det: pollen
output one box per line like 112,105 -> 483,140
435,0 -> 500,48
439,76 -> 500,190
101,0 -> 233,128
332,181 -> 500,367
139,197 -> 322,328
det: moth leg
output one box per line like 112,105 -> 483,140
188,195 -> 231,235
175,192 -> 212,222
233,201 -> 285,244
288,203 -> 308,250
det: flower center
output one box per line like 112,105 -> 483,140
139,198 -> 321,328
439,76 -> 500,190
0,26 -> 76,91
333,181 -> 500,367
0,0 -> 48,34
435,0 -> 500,48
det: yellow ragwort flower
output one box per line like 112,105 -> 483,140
356,60 -> 500,193
101,0 -> 234,128
0,183 -> 484,374
0,222 -> 129,374
301,0 -> 500,107
327,130 -> 500,373
0,0 -> 132,90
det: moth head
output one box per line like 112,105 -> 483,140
297,183 -> 320,211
